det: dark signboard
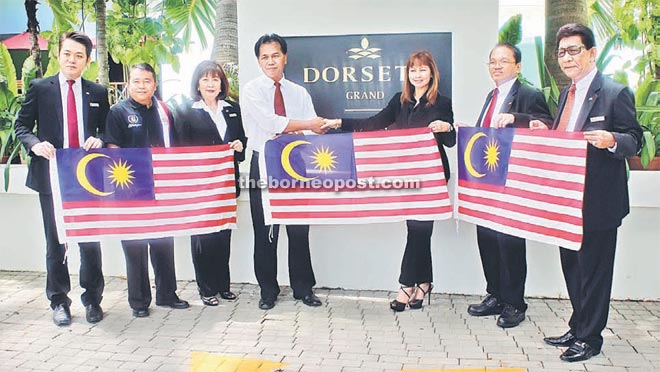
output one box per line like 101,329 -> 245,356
285,32 -> 452,119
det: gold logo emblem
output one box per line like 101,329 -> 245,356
348,38 -> 381,60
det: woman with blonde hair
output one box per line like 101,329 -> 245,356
324,50 -> 455,311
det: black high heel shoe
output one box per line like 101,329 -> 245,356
390,286 -> 415,312
409,283 -> 433,309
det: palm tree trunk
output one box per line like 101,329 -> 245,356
211,0 -> 238,65
96,0 -> 109,86
545,0 -> 588,89
25,0 -> 43,78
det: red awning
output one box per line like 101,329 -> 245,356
1,32 -> 49,51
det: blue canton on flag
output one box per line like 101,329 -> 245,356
56,148 -> 155,202
457,127 -> 514,187
265,133 -> 357,183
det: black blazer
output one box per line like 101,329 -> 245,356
173,99 -> 247,196
342,92 -> 456,181
476,79 -> 553,128
14,74 -> 110,194
552,71 -> 642,231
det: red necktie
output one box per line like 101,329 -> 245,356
66,80 -> 80,148
482,88 -> 498,127
557,84 -> 577,131
274,81 -> 286,116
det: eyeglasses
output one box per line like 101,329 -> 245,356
557,45 -> 586,58
487,60 -> 515,67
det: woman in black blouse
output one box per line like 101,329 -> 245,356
324,50 -> 455,311
174,60 -> 247,306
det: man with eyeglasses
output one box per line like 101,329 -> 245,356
532,23 -> 642,363
467,43 -> 552,329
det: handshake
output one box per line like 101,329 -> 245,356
289,118 -> 342,135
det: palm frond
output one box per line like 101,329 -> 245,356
162,0 -> 215,50
499,14 -> 522,45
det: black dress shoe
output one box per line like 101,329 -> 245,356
85,304 -> 104,324
156,296 -> 190,309
544,330 -> 576,347
496,304 -> 525,328
467,294 -> 503,316
132,308 -> 150,318
560,340 -> 599,362
219,291 -> 237,300
300,293 -> 322,307
53,304 -> 72,326
258,298 -> 275,310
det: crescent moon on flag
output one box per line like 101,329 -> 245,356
281,140 -> 317,182
464,132 -> 487,178
76,153 -> 114,196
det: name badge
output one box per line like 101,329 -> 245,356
590,116 -> 605,122
229,113 -> 238,117
90,102 -> 100,107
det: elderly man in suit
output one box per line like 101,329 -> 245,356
531,23 -> 642,362
467,43 -> 553,328
15,31 -> 109,326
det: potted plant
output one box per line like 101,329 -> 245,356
629,78 -> 660,170
1,43 -> 38,190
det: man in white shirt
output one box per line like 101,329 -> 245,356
241,33 -> 326,310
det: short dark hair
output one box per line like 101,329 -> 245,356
129,62 -> 157,81
254,33 -> 287,57
490,43 -> 522,63
59,31 -> 93,59
190,60 -> 230,101
556,23 -> 596,50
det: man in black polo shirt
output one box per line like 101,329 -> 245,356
104,63 -> 189,317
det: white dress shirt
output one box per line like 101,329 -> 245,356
58,73 -> 85,148
241,75 -> 317,153
192,99 -> 232,140
481,77 -> 516,126
493,77 -> 516,115
565,67 -> 597,132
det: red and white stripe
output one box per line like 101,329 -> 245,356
52,145 -> 237,243
263,128 -> 452,225
457,129 -> 587,250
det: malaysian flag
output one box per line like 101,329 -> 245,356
456,127 -> 587,250
49,145 -> 237,244
261,127 -> 452,225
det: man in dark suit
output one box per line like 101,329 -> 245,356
467,43 -> 553,328
14,31 -> 109,326
534,24 -> 642,362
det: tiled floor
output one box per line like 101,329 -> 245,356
0,271 -> 658,371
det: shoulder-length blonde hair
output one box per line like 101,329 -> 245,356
400,50 -> 440,107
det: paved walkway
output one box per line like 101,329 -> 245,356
0,271 -> 658,372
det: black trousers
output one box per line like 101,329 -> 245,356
121,237 -> 177,310
249,153 -> 316,300
191,230 -> 232,297
398,220 -> 434,287
39,193 -> 104,309
561,228 -> 617,351
476,226 -> 527,311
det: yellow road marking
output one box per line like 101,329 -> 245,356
190,352 -> 525,372
402,369 -> 525,372
190,352 -> 288,372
